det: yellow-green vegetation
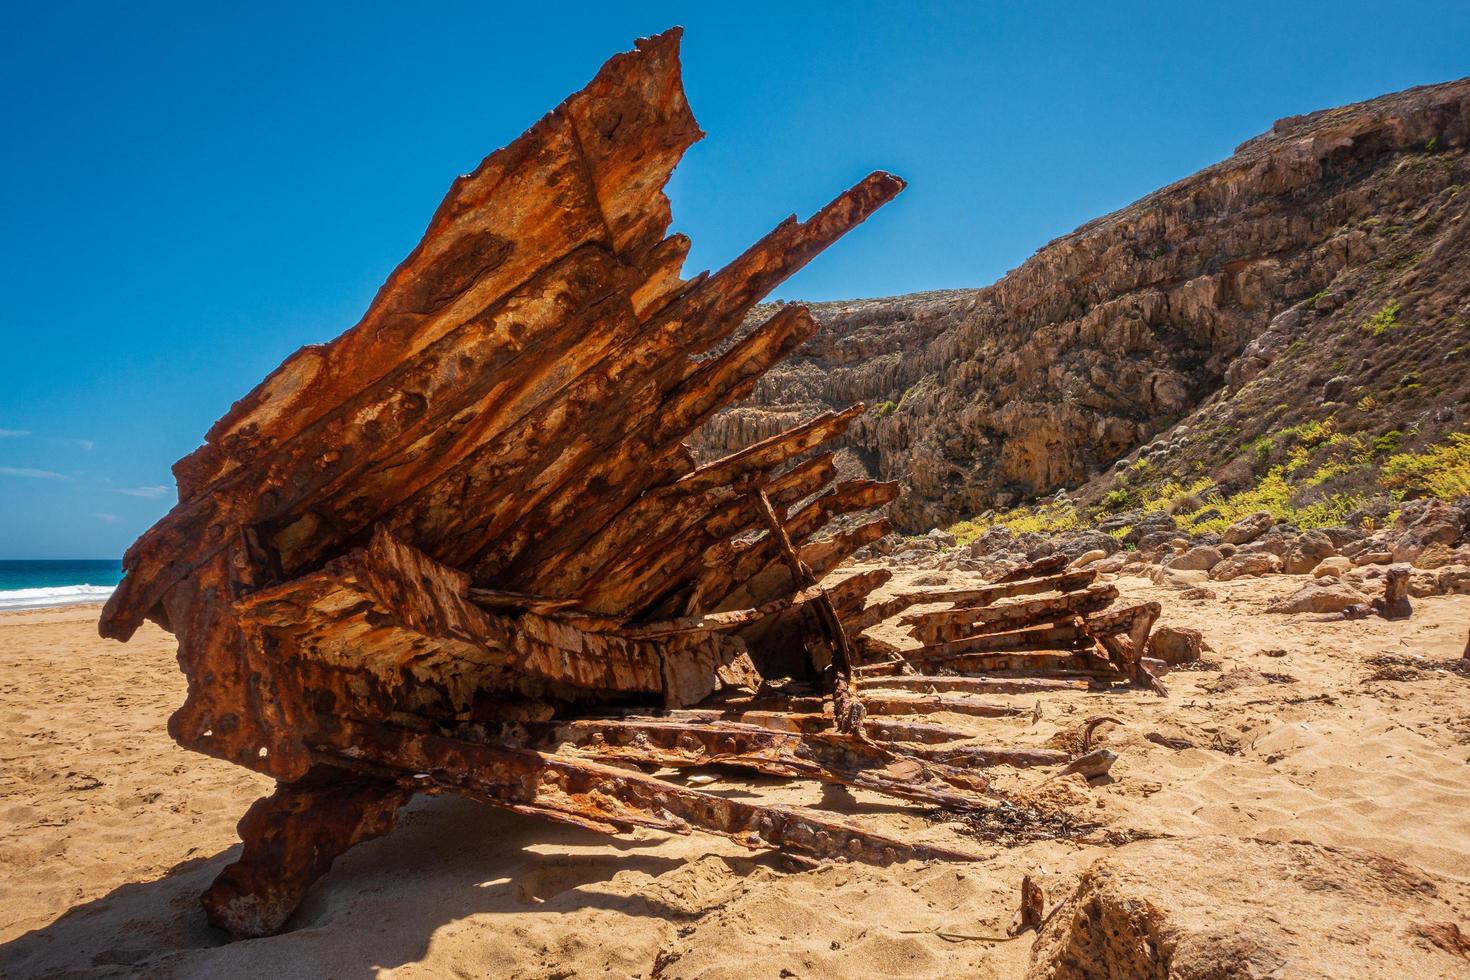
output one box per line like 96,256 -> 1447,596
948,500 -> 1081,545
1380,432 -> 1470,499
1173,467 -> 1367,534
1362,300 -> 1403,337
945,429 -> 1469,547
873,400 -> 897,418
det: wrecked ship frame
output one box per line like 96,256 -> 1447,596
100,29 -> 1161,939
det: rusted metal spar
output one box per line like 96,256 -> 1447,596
508,717 -> 990,802
317,724 -> 986,866
729,694 -> 1028,719
590,706 -> 980,745
749,484 -> 864,733
902,743 -> 1072,769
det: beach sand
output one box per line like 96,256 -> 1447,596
2,579 -> 1469,978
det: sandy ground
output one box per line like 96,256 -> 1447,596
2,576 -> 1469,978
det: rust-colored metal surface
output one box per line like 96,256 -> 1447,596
101,28 -> 1168,940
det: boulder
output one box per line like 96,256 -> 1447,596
908,571 -> 951,587
1266,580 -> 1369,613
1052,529 -> 1120,560
927,528 -> 957,548
1146,625 -> 1204,665
1220,510 -> 1275,545
1313,556 -> 1353,578
1282,529 -> 1337,574
1149,564 -> 1211,589
1411,542 -> 1454,569
1239,534 -> 1290,558
1123,511 -> 1177,545
1354,550 -> 1394,566
967,526 -> 1016,557
1406,569 -> 1443,598
1439,564 -> 1470,595
1319,525 -> 1366,549
1136,530 -> 1179,556
1210,552 -> 1282,581
1097,509 -> 1143,534
1391,498 -> 1467,564
1088,554 -> 1128,575
1167,545 -> 1223,571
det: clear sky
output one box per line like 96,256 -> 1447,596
2,1 -> 1467,559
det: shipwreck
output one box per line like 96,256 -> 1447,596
100,28 -> 1163,939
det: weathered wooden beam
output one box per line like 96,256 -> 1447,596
903,623 -> 1096,663
863,675 -> 1094,696
894,570 -> 1099,622
905,583 -> 1120,644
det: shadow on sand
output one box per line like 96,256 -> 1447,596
0,793 -> 775,978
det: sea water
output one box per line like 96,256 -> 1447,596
0,560 -> 123,611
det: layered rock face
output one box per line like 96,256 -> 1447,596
694,77 -> 1470,531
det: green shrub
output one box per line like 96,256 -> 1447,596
1363,301 -> 1403,337
1379,432 -> 1470,499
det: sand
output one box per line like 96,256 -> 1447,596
2,577 -> 1469,978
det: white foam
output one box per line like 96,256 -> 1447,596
0,584 -> 116,612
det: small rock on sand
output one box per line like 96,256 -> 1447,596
1220,511 -> 1274,545
1209,552 -> 1281,581
1147,625 -> 1204,665
1267,580 -> 1370,614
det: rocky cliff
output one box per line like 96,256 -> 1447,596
693,77 -> 1470,532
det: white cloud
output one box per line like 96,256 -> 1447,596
0,466 -> 68,479
113,484 -> 170,499
93,512 -> 119,523
58,438 -> 95,451
0,429 -> 31,438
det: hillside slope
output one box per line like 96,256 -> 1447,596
693,77 -> 1470,532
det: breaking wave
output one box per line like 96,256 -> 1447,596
0,584 -> 116,612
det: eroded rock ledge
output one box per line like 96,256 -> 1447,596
694,77 -> 1470,531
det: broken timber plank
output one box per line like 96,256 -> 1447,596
904,583 -> 1120,644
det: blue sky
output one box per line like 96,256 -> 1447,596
2,1 -> 1467,559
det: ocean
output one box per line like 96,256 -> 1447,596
0,560 -> 123,612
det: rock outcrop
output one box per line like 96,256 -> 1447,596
694,77 -> 1470,531
1026,836 -> 1468,979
